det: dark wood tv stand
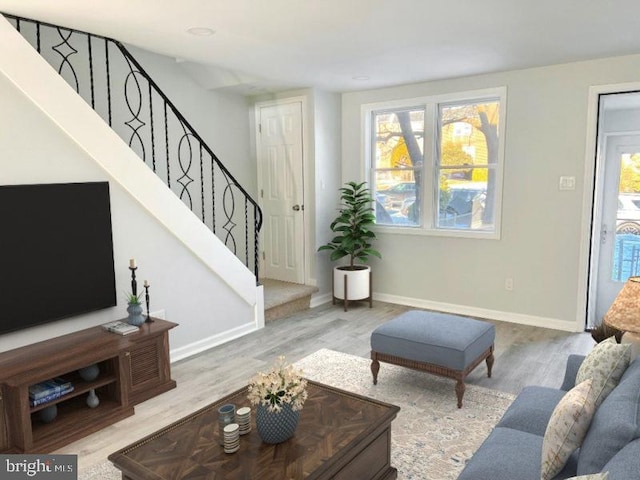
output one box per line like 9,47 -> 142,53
0,318 -> 177,453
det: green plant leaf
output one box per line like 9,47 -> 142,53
317,180 -> 381,264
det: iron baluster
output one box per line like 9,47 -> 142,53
105,38 -> 112,127
88,35 -> 95,109
148,83 -> 156,172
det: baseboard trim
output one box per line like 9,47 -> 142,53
372,293 -> 579,332
170,322 -> 260,362
310,292 -> 332,308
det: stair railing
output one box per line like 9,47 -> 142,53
5,14 -> 262,280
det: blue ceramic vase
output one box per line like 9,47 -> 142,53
127,303 -> 145,326
256,403 -> 299,444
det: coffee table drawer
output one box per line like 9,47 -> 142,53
333,429 -> 395,480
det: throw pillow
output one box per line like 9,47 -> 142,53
566,474 -> 609,480
576,336 -> 631,407
541,379 -> 597,480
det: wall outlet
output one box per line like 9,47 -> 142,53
505,278 -> 514,291
150,309 -> 166,320
559,176 -> 576,190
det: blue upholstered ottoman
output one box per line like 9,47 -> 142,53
370,310 -> 495,408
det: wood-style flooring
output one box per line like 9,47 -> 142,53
59,301 -> 595,473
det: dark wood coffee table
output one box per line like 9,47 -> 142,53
108,380 -> 400,480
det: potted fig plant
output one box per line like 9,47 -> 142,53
318,181 -> 381,309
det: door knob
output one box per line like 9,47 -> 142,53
601,224 -> 608,245
292,205 -> 301,211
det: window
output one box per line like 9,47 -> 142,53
368,88 -> 505,237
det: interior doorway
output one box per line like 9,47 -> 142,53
588,91 -> 640,328
256,100 -> 306,284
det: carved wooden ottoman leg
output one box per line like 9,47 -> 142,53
486,348 -> 495,378
371,358 -> 380,385
455,379 -> 465,408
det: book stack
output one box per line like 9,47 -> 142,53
29,378 -> 74,407
102,321 -> 139,336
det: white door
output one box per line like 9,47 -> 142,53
594,134 -> 640,322
258,102 -> 305,283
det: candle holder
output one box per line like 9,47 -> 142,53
144,282 -> 154,322
129,266 -> 138,297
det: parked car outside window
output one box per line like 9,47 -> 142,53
438,182 -> 487,228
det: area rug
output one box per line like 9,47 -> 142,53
80,348 -> 514,480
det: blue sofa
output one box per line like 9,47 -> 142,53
458,354 -> 640,479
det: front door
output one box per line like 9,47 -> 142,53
593,133 -> 640,323
257,101 -> 305,283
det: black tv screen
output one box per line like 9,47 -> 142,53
0,182 -> 117,334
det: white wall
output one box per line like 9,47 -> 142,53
0,17 -> 260,357
311,89 -> 342,298
341,54 -> 640,331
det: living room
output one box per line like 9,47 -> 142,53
1,2 -> 640,479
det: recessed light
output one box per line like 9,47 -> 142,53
352,75 -> 370,81
187,27 -> 215,36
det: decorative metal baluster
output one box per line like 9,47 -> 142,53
222,177 -> 238,254
176,121 -> 195,209
245,199 -> 249,268
164,102 -> 171,188
212,153 -> 216,234
52,28 -> 79,93
105,38 -> 112,127
253,204 -> 262,283
87,35 -> 95,109
148,83 -> 156,172
122,55 -> 147,161
199,144 -> 205,223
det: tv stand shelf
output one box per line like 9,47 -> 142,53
0,318 -> 177,453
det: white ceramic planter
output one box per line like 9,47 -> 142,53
333,265 -> 371,300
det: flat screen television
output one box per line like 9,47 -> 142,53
0,182 -> 117,334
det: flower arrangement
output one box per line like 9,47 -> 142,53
247,356 -> 308,413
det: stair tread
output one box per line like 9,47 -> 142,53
262,279 -> 319,310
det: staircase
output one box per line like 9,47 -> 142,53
2,13 -> 323,326
262,279 -> 319,322
5,14 -> 262,281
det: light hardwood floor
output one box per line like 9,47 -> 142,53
60,301 -> 595,473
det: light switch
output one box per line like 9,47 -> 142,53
559,176 -> 576,190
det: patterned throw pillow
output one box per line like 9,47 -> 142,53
576,336 -> 631,407
541,379 -> 597,480
566,473 -> 609,480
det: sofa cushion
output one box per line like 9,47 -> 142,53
577,359 -> 640,475
561,355 -> 587,392
497,385 -> 566,437
575,337 -> 630,407
457,427 -> 543,480
601,437 -> 640,479
542,380 -> 597,480
619,353 -> 640,382
458,427 -> 578,480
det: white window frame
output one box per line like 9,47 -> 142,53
362,87 -> 507,240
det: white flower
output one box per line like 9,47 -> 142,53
247,356 -> 308,413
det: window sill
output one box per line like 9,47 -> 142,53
373,225 -> 501,240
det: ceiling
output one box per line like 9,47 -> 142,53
2,1 -> 640,94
